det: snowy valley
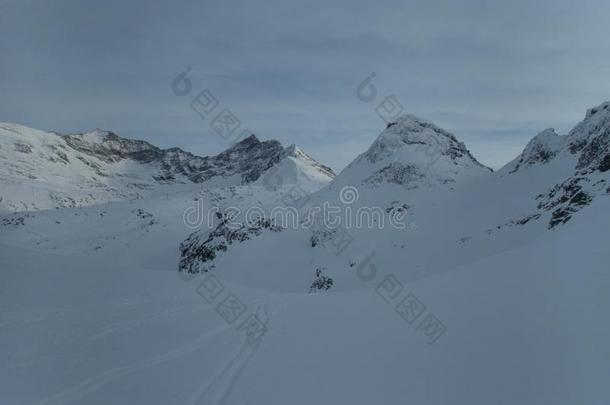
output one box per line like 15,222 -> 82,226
1,102 -> 609,405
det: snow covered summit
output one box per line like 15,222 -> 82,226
568,101 -> 610,174
498,101 -> 610,228
254,143 -> 336,193
503,101 -> 610,175
332,114 -> 490,190
503,128 -> 564,174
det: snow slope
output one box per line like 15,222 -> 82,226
0,186 -> 608,405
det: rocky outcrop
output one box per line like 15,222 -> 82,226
505,101 -> 610,229
506,128 -> 564,173
178,216 -> 283,274
309,268 -> 334,292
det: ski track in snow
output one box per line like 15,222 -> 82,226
0,298 -> 152,329
30,325 -> 230,405
2,300 -> 209,345
189,305 -> 271,405
86,304 -> 206,341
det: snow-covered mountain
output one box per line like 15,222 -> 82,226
331,114 -> 491,191
500,101 -> 610,228
178,103 -> 610,291
502,128 -> 565,173
0,123 -> 334,212
1,103 -> 609,405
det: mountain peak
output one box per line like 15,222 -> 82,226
283,144 -> 313,161
282,144 -> 336,179
571,101 -> 610,148
384,114 -> 441,135
61,129 -> 160,164
501,128 -> 564,174
568,101 -> 610,173
236,133 -> 259,146
364,114 -> 487,169
584,101 -> 610,120
501,101 -> 610,175
69,128 -> 112,143
332,114 -> 490,190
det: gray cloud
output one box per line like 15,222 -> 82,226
1,0 -> 610,170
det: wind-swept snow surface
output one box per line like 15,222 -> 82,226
1,195 -> 608,405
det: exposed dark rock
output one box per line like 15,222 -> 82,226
575,127 -> 610,173
133,209 -> 157,230
1,215 -> 27,226
60,129 -> 334,188
537,177 -> 593,229
513,214 -> 541,226
549,207 -> 576,228
14,142 -> 32,154
507,129 -> 562,173
599,153 -> 610,172
310,226 -> 336,248
309,268 -> 334,292
179,217 -> 283,274
385,201 -> 410,214
491,213 -> 542,233
365,163 -> 426,188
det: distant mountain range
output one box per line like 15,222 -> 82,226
178,101 -> 610,289
0,124 -> 334,212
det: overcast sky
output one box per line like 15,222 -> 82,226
2,0 -> 610,171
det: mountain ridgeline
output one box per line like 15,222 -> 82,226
177,102 -> 610,283
0,124 -> 335,212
